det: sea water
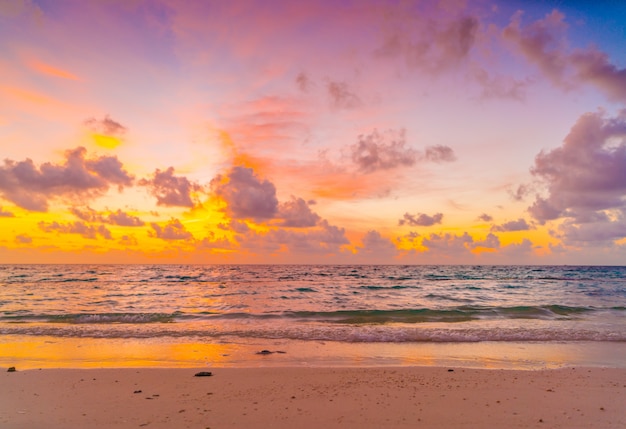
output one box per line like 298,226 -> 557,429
1,265 -> 625,369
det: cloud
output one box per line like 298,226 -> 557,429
358,230 -> 398,258
295,71 -> 313,92
0,206 -> 14,217
399,212 -> 443,227
421,232 -> 473,255
15,234 -> 32,244
230,218 -> 349,256
509,184 -> 530,202
477,213 -> 493,222
38,220 -> 112,240
70,206 -> 145,226
0,147 -> 134,211
528,110 -> 626,245
375,8 -> 479,74
84,115 -> 127,136
277,196 -> 320,227
150,219 -> 193,241
491,218 -> 532,232
140,167 -> 201,208
327,80 -> 361,109
350,129 -> 417,173
424,145 -> 456,163
472,233 -> 500,250
473,68 -> 529,101
529,110 -> 626,224
211,166 -> 278,221
504,10 -> 626,102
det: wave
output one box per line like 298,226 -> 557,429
2,305 -> 620,326
1,323 -> 624,343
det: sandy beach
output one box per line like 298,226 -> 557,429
1,366 -> 624,429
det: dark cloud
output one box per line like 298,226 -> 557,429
277,196 -> 320,227
529,110 -> 626,224
150,219 -> 193,241
0,206 -> 14,217
399,212 -> 443,227
424,145 -> 456,163
84,115 -> 127,136
0,147 -> 133,212
350,129 -> 417,173
477,213 -> 493,222
140,167 -> 201,207
38,220 -> 112,240
15,234 -> 32,244
211,166 -> 278,221
327,80 -> 361,109
491,218 -> 532,232
504,10 -> 626,102
70,206 -> 145,227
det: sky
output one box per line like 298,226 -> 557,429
1,0 -> 626,264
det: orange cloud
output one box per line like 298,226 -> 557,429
29,60 -> 80,81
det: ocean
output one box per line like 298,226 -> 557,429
1,264 -> 625,369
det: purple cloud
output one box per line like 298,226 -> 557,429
528,110 -> 626,245
0,147 -> 134,212
350,129 -> 417,173
150,219 -> 193,241
277,196 -> 320,227
84,115 -> 127,136
211,166 -> 278,221
504,10 -> 626,102
327,80 -> 361,109
358,230 -> 398,258
529,111 -> 626,224
38,220 -> 112,240
71,206 -> 145,227
0,206 -> 14,217
477,213 -> 493,222
491,218 -> 532,232
375,9 -> 479,74
424,145 -> 456,163
399,212 -> 443,227
140,167 -> 201,208
15,234 -> 32,244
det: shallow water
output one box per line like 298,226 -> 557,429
1,265 -> 625,368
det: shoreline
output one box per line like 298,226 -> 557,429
2,335 -> 626,370
2,366 -> 625,428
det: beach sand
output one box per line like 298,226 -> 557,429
1,366 -> 624,428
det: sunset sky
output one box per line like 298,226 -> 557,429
1,0 -> 625,264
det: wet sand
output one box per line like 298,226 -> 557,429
1,366 -> 625,428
